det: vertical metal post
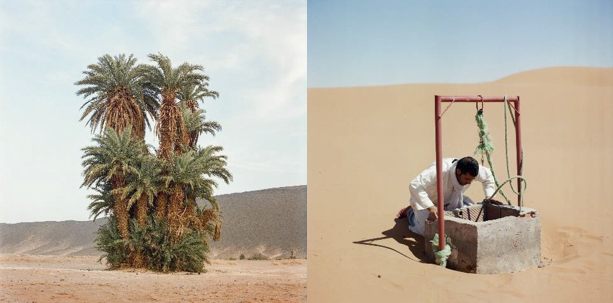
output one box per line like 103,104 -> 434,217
435,96 -> 445,250
515,98 -> 523,206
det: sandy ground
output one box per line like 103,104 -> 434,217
0,254 -> 306,303
308,67 -> 613,302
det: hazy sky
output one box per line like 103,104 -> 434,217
308,0 -> 613,87
0,0 -> 306,223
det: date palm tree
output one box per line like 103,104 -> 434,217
80,53 -> 230,272
81,126 -> 144,239
178,82 -> 219,112
180,104 -> 221,148
114,154 -> 163,226
75,54 -> 158,140
111,153 -> 163,267
195,145 -> 232,186
162,150 -> 203,228
140,53 -> 209,159
162,146 -> 232,235
190,145 -> 232,241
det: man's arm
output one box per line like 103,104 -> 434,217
476,166 -> 496,199
409,163 -> 437,211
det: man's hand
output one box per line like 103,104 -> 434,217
427,206 -> 438,221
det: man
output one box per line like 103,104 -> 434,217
397,156 -> 496,236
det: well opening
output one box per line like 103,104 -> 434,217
445,203 -> 532,223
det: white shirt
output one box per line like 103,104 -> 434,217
409,158 -> 496,211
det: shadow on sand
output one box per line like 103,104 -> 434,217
353,218 -> 430,263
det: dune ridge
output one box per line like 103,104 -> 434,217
494,66 -> 613,86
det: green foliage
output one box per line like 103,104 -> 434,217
75,53 -> 158,134
133,216 -> 210,273
177,82 -> 219,107
140,53 -> 209,95
81,126 -> 145,189
96,216 -> 211,273
163,147 -> 232,205
95,216 -> 128,268
115,154 -> 163,209
180,104 -> 222,142
87,182 -> 114,221
195,145 -> 233,185
239,254 -> 246,260
248,253 -> 268,260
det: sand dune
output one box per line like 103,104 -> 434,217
308,67 -> 613,302
495,66 -> 613,86
0,185 -> 306,259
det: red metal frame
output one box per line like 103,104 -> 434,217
434,95 -> 523,251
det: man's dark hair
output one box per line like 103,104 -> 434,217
456,157 -> 479,177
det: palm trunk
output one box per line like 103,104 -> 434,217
130,193 -> 148,269
133,252 -> 145,268
106,87 -> 145,139
136,194 -> 148,226
158,103 -> 175,160
158,91 -> 179,160
168,184 -> 185,242
111,177 -> 129,240
184,193 -> 196,216
188,132 -> 198,148
174,110 -> 189,154
186,99 -> 198,112
185,204 -> 195,216
185,99 -> 198,148
169,183 -> 184,220
156,193 -> 168,220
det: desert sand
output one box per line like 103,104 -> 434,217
0,186 -> 307,302
308,67 -> 613,302
0,254 -> 306,303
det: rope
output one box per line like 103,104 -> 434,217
473,107 -> 511,204
474,95 -> 527,211
430,233 -> 452,267
485,176 -> 527,201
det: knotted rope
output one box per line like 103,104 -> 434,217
474,96 -> 527,208
431,233 -> 452,267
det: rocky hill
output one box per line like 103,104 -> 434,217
0,185 -> 306,259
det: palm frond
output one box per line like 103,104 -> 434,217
76,54 -> 158,137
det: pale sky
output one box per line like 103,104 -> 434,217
0,0 -> 306,223
308,0 -> 613,87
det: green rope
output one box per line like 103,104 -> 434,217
474,108 -> 511,204
430,233 -> 452,267
485,176 -> 527,201
475,95 -> 528,210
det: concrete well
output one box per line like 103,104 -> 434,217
424,204 -> 541,274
